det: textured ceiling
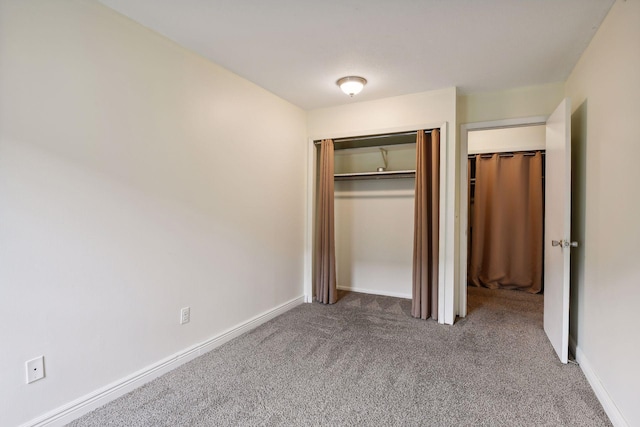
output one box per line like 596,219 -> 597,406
97,0 -> 614,110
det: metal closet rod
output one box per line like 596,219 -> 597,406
313,129 -> 432,145
468,151 -> 545,159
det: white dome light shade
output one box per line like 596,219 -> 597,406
337,76 -> 367,97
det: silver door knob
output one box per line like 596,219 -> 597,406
552,240 -> 578,248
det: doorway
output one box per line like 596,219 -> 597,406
458,116 -> 548,318
459,98 -> 573,364
467,125 -> 546,294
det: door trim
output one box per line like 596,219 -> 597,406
458,116 -> 548,317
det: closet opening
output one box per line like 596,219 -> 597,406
329,133 -> 418,300
463,124 -> 547,319
313,131 -> 422,302
310,126 -> 445,322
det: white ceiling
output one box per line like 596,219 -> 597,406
97,0 -> 614,110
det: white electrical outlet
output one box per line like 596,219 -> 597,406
180,307 -> 190,324
26,356 -> 45,384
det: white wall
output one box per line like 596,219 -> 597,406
0,1 -> 307,426
564,1 -> 640,425
468,125 -> 545,154
458,82 -> 565,125
308,88 -> 456,139
335,179 -> 414,298
308,87 -> 458,323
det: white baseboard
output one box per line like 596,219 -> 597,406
22,295 -> 304,427
337,286 -> 411,300
570,336 -> 629,427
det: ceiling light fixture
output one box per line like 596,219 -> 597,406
337,76 -> 367,97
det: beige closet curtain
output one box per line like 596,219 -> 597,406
314,139 -> 337,304
412,129 -> 440,320
468,152 -> 543,293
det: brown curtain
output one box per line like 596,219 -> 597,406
412,129 -> 440,320
314,139 -> 337,304
468,152 -> 543,293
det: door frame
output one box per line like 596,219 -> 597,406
458,116 -> 548,317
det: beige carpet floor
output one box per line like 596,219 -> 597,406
69,286 -> 611,426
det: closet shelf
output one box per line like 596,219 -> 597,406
334,170 -> 416,181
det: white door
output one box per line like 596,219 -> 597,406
543,98 -> 573,364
